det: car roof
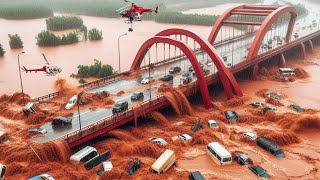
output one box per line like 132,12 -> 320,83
208,120 -> 217,123
69,95 -> 78,101
244,132 -> 256,137
180,133 -> 192,138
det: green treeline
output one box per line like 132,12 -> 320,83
0,5 -> 53,20
75,59 -> 116,78
46,16 -> 84,31
0,44 -> 5,57
8,34 -> 23,49
36,31 -> 79,46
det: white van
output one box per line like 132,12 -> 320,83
207,142 -> 232,165
70,146 -> 98,164
279,68 -> 295,75
0,164 -> 6,180
65,95 -> 78,110
151,149 -> 176,174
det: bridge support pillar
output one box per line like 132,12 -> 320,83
251,64 -> 259,80
279,53 -> 286,68
300,42 -> 306,60
308,40 -> 314,53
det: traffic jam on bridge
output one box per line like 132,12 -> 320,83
0,1 -> 320,180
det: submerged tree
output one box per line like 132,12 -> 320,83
35,30 -> 79,46
0,43 -> 5,57
80,25 -> 88,41
75,59 -> 115,78
88,28 -> 103,41
8,34 -> 24,49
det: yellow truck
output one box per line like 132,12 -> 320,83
151,149 -> 176,174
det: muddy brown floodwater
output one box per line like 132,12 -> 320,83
0,14 -> 241,97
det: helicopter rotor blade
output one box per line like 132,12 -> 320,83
116,4 -> 131,12
42,53 -> 50,65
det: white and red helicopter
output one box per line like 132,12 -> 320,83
117,0 -> 158,31
21,53 -> 62,76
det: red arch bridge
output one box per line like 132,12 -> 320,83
32,5 -> 320,148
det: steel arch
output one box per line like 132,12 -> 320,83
247,6 -> 297,60
156,28 -> 243,98
208,5 -> 245,44
130,36 -> 212,109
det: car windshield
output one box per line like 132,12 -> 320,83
114,103 -> 121,107
133,92 -> 140,96
210,123 -> 217,127
68,100 -> 73,104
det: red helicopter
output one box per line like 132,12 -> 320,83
21,53 -> 62,76
117,0 -> 158,31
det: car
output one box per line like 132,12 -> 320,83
248,165 -> 270,178
27,127 -> 47,134
52,117 -> 72,126
244,132 -> 257,141
22,102 -> 36,115
202,67 -> 210,75
226,62 -> 232,68
102,161 -> 113,171
27,173 -> 55,180
148,137 -> 167,146
290,105 -> 303,112
234,153 -> 253,165
208,120 -> 219,128
257,137 -> 285,158
191,120 -> 203,132
182,76 -> 192,84
265,92 -> 281,100
250,102 -> 264,108
112,101 -> 128,113
178,133 -> 193,143
263,106 -> 277,112
294,33 -> 299,39
224,111 -> 239,121
0,130 -> 9,143
65,95 -> 78,109
189,66 -> 194,72
161,74 -> 174,81
207,61 -> 213,67
189,171 -> 205,180
262,44 -> 268,49
141,77 -> 152,84
0,164 -> 6,180
131,91 -> 144,101
222,56 -> 228,61
169,66 -> 181,74
182,72 -> 192,78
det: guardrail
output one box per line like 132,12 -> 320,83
32,92 -> 60,102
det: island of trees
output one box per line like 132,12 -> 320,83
0,44 -> 5,57
46,16 -> 84,31
71,59 -> 116,83
8,34 -> 24,49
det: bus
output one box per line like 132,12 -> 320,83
151,149 -> 176,173
279,68 -> 295,75
207,142 -> 232,165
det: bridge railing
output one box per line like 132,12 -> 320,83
58,95 -> 167,144
32,92 -> 60,102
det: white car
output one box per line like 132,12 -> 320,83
178,133 -> 193,143
244,132 -> 257,141
207,61 -> 213,67
141,77 -> 152,84
148,137 -> 167,146
65,95 -> 78,109
27,173 -> 55,180
208,120 -> 219,128
102,161 -> 113,171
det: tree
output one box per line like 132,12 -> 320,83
88,28 -> 103,41
75,59 -> 115,78
0,43 -> 5,57
8,34 -> 23,49
36,30 -> 79,46
80,25 -> 88,41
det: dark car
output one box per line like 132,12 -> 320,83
248,165 -> 270,178
222,56 -> 228,61
294,33 -> 299,39
112,101 -> 128,113
290,105 -> 303,112
250,102 -> 264,108
234,154 -> 253,165
257,136 -> 285,158
189,171 -> 205,180
131,92 -> 144,101
169,66 -> 181,74
224,111 -> 239,121
202,68 -> 210,75
161,74 -> 174,81
52,117 -> 72,126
